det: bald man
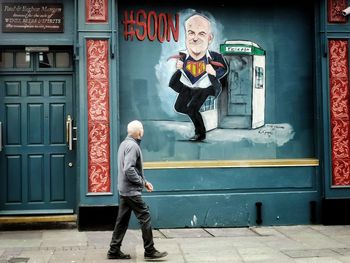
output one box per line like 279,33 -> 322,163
107,120 -> 167,260
169,13 -> 228,141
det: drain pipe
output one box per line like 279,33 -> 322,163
255,202 -> 263,225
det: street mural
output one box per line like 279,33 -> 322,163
119,5 -> 314,160
156,10 -> 293,144
168,13 -> 228,142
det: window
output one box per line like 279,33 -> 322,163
39,52 -> 54,68
0,52 -> 14,68
56,52 -> 71,68
39,51 -> 71,68
0,50 -> 30,69
15,52 -> 30,68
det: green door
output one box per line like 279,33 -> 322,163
0,75 -> 76,214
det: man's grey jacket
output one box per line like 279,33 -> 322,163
118,136 -> 146,196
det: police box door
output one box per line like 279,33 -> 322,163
0,49 -> 76,214
219,41 -> 266,129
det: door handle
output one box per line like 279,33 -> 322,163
66,115 -> 78,151
66,115 -> 73,150
0,121 -> 2,152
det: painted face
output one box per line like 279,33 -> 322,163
185,15 -> 212,60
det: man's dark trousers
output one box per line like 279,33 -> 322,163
169,70 -> 222,137
109,195 -> 154,253
174,86 -> 213,136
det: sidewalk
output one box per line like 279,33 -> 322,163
1,225 -> 350,263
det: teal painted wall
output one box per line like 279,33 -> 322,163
115,0 -> 323,227
0,0 -> 329,226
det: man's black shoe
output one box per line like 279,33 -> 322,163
107,250 -> 131,259
189,134 -> 206,141
144,250 -> 168,260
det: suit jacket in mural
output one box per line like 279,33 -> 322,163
172,50 -> 228,97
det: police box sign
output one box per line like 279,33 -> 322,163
225,46 -> 252,53
220,42 -> 266,56
2,3 -> 63,33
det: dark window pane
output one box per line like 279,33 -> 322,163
0,52 -> 14,68
15,52 -> 30,68
56,52 -> 71,68
39,52 -> 54,68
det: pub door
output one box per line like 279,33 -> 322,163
0,48 -> 76,214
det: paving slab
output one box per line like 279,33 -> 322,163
310,225 -> 350,236
333,248 -> 350,256
294,257 -> 344,263
159,228 -> 212,238
0,231 -> 42,240
1,225 -> 350,262
250,226 -> 286,237
262,237 -> 310,251
205,227 -> 258,237
334,255 -> 350,263
282,248 -> 340,258
85,248 -> 118,263
49,249 -> 86,263
21,250 -> 53,263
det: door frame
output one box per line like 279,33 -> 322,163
0,46 -> 78,215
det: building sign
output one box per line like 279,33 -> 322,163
2,3 -> 64,33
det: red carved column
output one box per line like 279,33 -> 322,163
329,40 -> 350,186
328,0 -> 347,23
86,40 -> 111,192
86,0 -> 108,23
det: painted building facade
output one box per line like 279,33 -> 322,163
0,0 -> 349,227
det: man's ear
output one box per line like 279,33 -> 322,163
209,33 -> 214,43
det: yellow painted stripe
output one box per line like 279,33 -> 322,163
144,158 -> 319,169
0,215 -> 77,224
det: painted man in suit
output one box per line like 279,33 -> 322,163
169,13 -> 228,141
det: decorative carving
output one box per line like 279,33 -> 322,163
332,159 -> 350,185
329,78 -> 349,119
329,39 -> 350,186
328,0 -> 347,23
86,39 -> 111,192
331,119 -> 350,159
86,0 -> 108,23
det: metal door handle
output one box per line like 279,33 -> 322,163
0,122 -> 2,152
66,115 -> 73,150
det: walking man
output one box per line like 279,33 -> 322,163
107,120 -> 168,260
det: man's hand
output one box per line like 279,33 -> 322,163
176,60 -> 184,70
206,64 -> 216,76
145,182 -> 154,192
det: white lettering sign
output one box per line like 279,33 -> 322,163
225,46 -> 252,53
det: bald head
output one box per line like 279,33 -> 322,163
127,120 -> 144,139
184,14 -> 213,60
185,14 -> 211,33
